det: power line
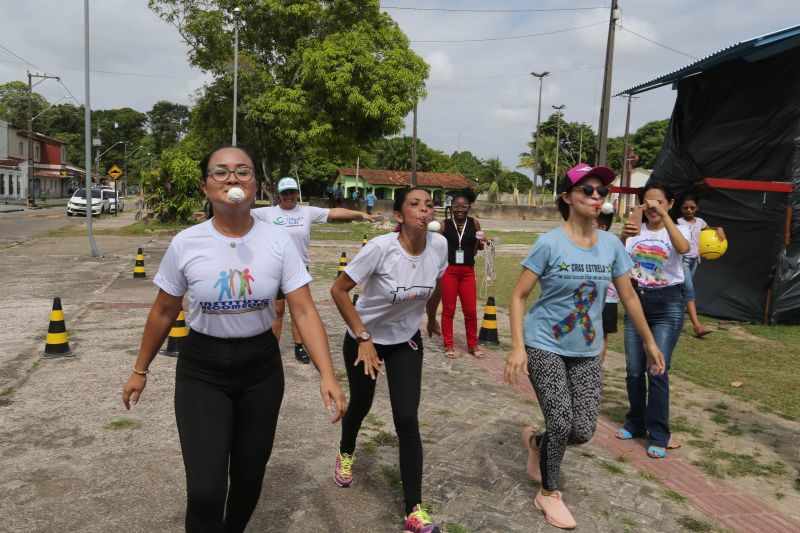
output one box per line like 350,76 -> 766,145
616,23 -> 698,60
429,65 -> 603,82
0,43 -> 52,76
411,20 -> 606,43
0,57 -> 198,81
383,5 -> 608,13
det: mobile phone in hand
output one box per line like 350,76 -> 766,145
629,204 -> 643,229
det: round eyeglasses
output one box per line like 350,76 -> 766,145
207,166 -> 254,182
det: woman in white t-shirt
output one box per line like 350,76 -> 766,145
329,188 -> 447,533
252,177 -> 377,364
121,146 -> 346,532
618,183 -> 690,461
677,194 -> 726,338
504,164 -> 665,530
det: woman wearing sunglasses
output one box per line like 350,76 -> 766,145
504,164 -> 665,530
617,184 -> 690,461
122,146 -> 346,532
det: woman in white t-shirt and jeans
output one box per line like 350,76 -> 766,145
504,164 -> 665,530
617,184 -> 690,461
122,146 -> 346,533
330,188 -> 447,533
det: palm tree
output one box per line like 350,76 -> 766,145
482,157 -> 504,203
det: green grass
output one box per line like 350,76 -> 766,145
599,461 -> 625,475
775,492 -> 785,500
723,425 -> 744,437
606,315 -> 800,421
664,490 -> 688,504
105,417 -> 138,430
379,465 -> 403,496
696,449 -> 785,478
0,387 -> 13,397
637,470 -> 659,481
40,219 -> 190,238
443,522 -> 469,533
677,516 -> 714,532
710,412 -> 730,425
622,516 -> 636,527
364,413 -> 385,428
670,415 -> 703,438
435,409 -> 455,418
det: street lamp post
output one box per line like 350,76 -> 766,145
530,71 -> 550,206
232,6 -> 241,146
552,104 -> 566,203
27,71 -> 60,207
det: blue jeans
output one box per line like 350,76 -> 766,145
623,284 -> 684,447
681,256 -> 698,302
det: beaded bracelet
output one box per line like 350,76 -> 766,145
132,368 -> 149,377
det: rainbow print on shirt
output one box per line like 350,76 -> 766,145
631,242 -> 669,286
200,266 -> 270,314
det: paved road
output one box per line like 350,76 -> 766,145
0,206 -> 79,248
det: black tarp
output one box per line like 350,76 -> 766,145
648,45 -> 800,323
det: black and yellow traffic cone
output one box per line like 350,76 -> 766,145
337,252 -> 347,277
159,310 -> 188,357
43,297 -> 72,357
478,296 -> 500,346
133,248 -> 147,279
362,234 -> 368,247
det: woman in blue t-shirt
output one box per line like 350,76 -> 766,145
504,164 -> 665,530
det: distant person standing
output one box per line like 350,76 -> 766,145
335,184 -> 344,207
444,193 -> 453,219
365,191 -> 378,215
253,177 -> 377,363
677,194 -> 725,338
326,184 -> 335,208
351,188 -> 361,210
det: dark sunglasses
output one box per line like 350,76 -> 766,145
574,184 -> 609,197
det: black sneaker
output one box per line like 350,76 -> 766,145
294,343 -> 311,364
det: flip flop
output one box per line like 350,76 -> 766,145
615,428 -> 634,440
647,445 -> 666,458
444,349 -> 457,359
469,347 -> 485,359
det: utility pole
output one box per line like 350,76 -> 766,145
619,93 -> 635,217
411,102 -> 418,187
27,71 -> 59,207
578,125 -> 584,162
530,71 -> 550,205
232,7 -> 242,146
596,0 -> 620,165
552,104 -> 566,202
83,0 -> 100,256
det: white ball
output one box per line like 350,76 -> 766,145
600,202 -> 614,215
227,187 -> 245,202
427,220 -> 441,232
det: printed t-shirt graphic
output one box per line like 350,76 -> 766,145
521,228 -> 633,357
625,224 -> 690,288
251,205 -> 329,265
154,219 -> 311,338
345,232 -> 448,345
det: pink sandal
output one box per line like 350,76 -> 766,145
534,489 -> 577,529
520,427 -> 541,483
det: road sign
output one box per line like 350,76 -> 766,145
108,165 -> 123,180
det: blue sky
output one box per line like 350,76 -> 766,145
3,1 -> 797,174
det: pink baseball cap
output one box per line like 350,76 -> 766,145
565,163 -> 616,186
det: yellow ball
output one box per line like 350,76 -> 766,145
699,229 -> 728,260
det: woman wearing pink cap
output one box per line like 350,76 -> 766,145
504,164 -> 665,530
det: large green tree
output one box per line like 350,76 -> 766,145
147,100 -> 191,155
631,119 -> 669,169
150,0 -> 428,193
0,81 -> 48,127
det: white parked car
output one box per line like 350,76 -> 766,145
66,188 -> 110,216
101,188 -> 125,213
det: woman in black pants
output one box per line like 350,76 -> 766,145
330,188 -> 447,533
122,146 -> 346,533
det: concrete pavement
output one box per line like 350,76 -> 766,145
0,214 -> 796,532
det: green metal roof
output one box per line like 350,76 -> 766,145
616,24 -> 800,96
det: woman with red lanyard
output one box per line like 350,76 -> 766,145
438,188 -> 485,359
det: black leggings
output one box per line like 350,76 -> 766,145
526,347 -> 602,491
340,331 -> 424,515
175,329 -> 284,533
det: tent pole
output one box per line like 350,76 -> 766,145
766,207 -> 793,325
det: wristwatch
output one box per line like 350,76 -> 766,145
356,330 -> 372,343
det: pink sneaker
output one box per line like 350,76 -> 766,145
402,505 -> 440,533
333,451 -> 354,487
521,426 -> 542,483
534,490 -> 577,530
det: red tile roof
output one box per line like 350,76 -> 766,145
338,168 -> 475,190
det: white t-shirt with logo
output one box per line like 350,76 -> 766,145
252,205 -> 329,265
153,219 -> 311,338
345,232 -> 448,345
677,216 -> 708,259
625,224 -> 690,288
